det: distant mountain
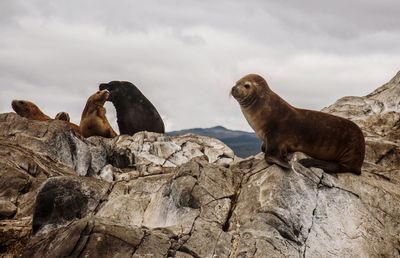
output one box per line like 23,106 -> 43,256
168,126 -> 261,158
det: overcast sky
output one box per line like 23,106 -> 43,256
1,0 -> 399,132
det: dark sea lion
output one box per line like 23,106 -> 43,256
12,100 -> 51,121
99,81 -> 165,135
231,74 -> 365,175
80,90 -> 118,138
11,100 -> 81,135
55,112 -> 70,122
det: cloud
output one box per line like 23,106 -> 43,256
1,0 -> 399,131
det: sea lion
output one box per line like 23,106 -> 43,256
11,100 -> 51,121
80,90 -> 118,138
11,100 -> 81,135
231,74 -> 365,175
54,112 -> 81,134
99,81 -> 165,135
55,112 -> 70,121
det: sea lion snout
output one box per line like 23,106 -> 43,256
98,89 -> 110,101
99,81 -> 120,92
99,83 -> 108,91
11,100 -> 18,110
231,86 -> 239,98
231,84 -> 251,101
99,82 -> 119,101
11,100 -> 26,112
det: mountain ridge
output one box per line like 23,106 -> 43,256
168,126 -> 261,158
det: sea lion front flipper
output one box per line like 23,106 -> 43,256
262,137 -> 290,169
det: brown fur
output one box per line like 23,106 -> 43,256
63,120 -> 81,135
80,90 -> 118,138
231,74 -> 365,175
12,100 -> 51,121
11,100 -> 81,135
54,112 -> 81,134
55,112 -> 70,122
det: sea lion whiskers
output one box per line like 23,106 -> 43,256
238,92 -> 258,108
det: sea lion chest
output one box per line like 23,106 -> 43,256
81,110 -> 108,136
241,106 -> 266,140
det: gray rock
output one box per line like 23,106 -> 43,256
99,164 -> 115,182
31,176 -> 109,234
1,71 -> 400,257
0,200 -> 17,220
0,217 -> 31,257
0,113 -> 107,176
323,71 -> 400,118
112,132 -> 236,176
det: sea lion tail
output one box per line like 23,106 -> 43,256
298,158 -> 361,175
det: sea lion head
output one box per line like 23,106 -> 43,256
11,100 -> 41,118
99,81 -> 118,101
55,112 -> 70,122
88,89 -> 110,106
231,74 -> 270,107
99,81 -> 143,103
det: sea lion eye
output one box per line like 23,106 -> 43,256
244,84 -> 250,89
19,101 -> 24,105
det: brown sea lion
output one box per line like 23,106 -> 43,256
11,100 -> 81,135
80,90 -> 118,138
231,74 -> 365,175
54,112 -> 81,134
55,112 -> 70,122
12,100 -> 51,121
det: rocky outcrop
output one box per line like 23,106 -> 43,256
0,113 -> 236,257
323,71 -> 400,119
323,71 -> 400,171
0,113 -> 235,178
1,72 -> 400,257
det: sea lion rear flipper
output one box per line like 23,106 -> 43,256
299,158 -> 361,175
265,156 -> 291,169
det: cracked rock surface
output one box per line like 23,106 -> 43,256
1,72 -> 400,257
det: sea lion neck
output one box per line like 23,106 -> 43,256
28,105 -> 51,120
81,100 -> 101,120
31,111 -> 50,120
